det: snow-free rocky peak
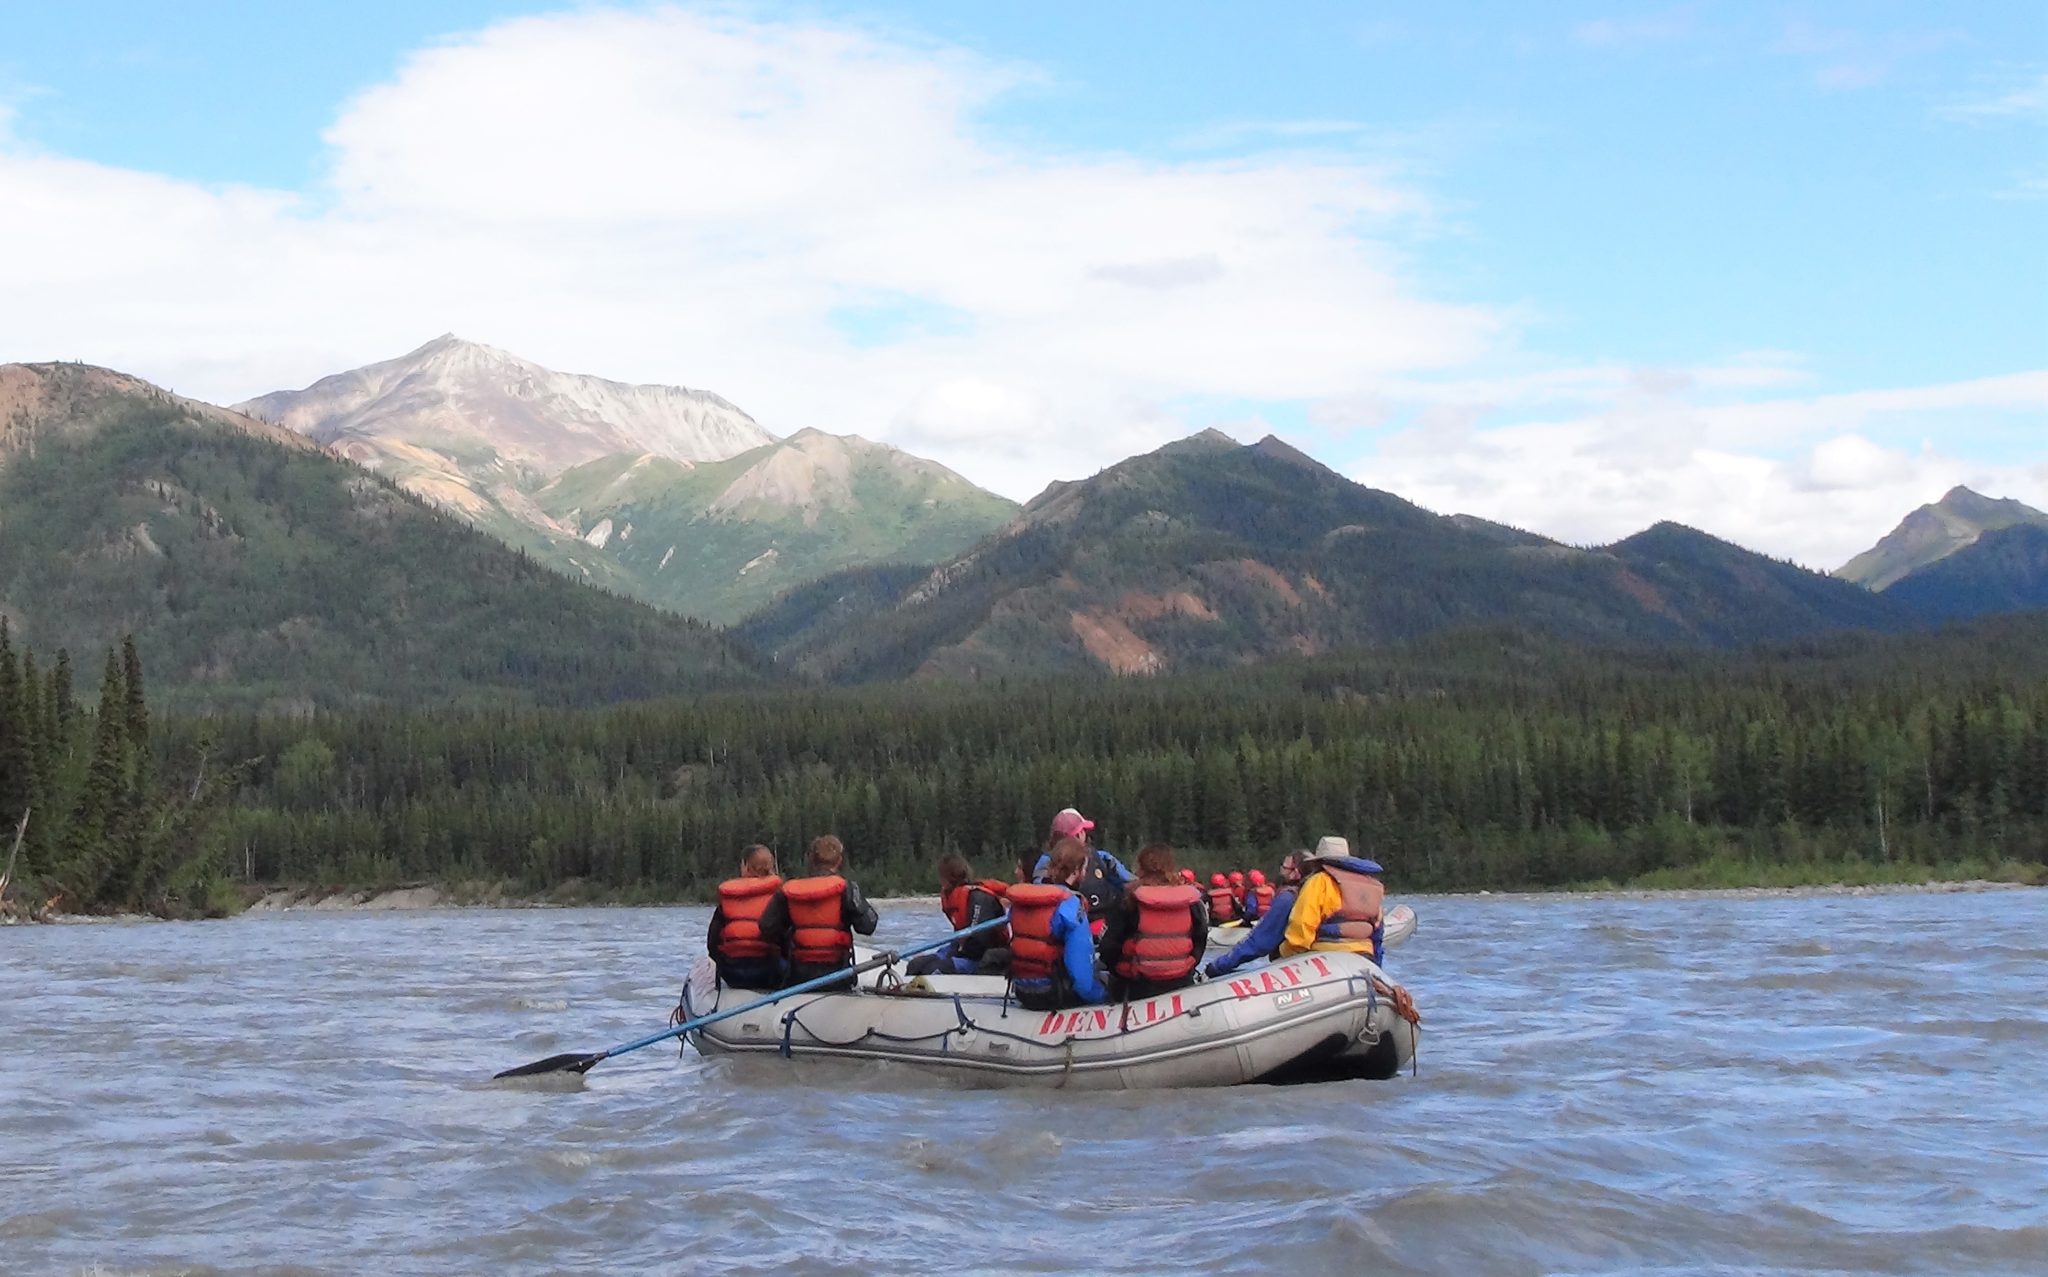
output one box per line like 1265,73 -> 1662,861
1837,485 -> 2048,590
236,335 -> 774,478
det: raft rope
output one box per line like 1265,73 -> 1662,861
685,950 -> 1422,1074
765,965 -> 1374,1058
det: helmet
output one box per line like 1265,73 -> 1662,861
1210,873 -> 1227,887
1181,868 -> 1197,883
1249,870 -> 1267,886
1229,871 -> 1245,885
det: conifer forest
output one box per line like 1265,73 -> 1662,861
8,617 -> 2039,913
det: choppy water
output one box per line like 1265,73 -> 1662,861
6,890 -> 2046,1275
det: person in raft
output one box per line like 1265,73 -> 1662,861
1205,872 -> 1240,924
1229,870 -> 1251,920
1095,843 -> 1208,1001
1030,807 -> 1133,936
1006,838 -> 1110,1011
707,843 -> 788,989
781,834 -> 880,989
905,854 -> 1010,976
1279,836 -> 1385,965
1247,868 -> 1276,919
1203,850 -> 1308,980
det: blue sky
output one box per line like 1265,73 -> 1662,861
2,2 -> 2043,563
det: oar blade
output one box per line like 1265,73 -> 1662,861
494,1051 -> 604,1080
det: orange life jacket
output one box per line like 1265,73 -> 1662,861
1005,882 -> 1072,985
1315,864 -> 1385,945
941,879 -> 1011,948
1253,882 -> 1276,911
783,875 -> 854,967
1113,884 -> 1202,983
1205,883 -> 1239,923
713,874 -> 782,961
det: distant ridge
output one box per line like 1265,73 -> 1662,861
234,337 -> 1015,622
0,360 -> 769,707
739,430 -> 1913,682
1838,486 -> 2048,590
1884,524 -> 2048,622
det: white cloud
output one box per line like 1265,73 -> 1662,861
1348,372 -> 2048,569
0,6 -> 1492,501
1943,70 -> 2048,121
0,4 -> 2039,570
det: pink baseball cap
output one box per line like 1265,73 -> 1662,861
1050,807 -> 1095,838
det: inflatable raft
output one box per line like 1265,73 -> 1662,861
681,947 -> 1418,1089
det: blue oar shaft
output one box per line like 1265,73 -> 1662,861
598,914 -> 1009,1062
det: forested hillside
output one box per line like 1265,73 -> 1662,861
0,365 -> 771,708
176,615 -> 2048,899
1883,525 -> 2048,622
739,431 -> 1915,682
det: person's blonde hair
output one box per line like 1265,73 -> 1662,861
808,834 -> 846,873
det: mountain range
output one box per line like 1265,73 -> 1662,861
4,347 -> 2043,703
237,337 -> 1015,623
738,430 -> 1919,681
0,362 -> 766,707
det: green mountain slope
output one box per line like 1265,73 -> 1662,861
1838,486 -> 2048,589
0,363 -> 771,708
530,429 -> 1018,624
738,431 -> 1918,682
1884,524 -> 2048,622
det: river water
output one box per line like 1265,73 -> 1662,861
5,889 -> 2045,1275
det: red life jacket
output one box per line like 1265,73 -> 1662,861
1005,882 -> 1072,984
783,875 -> 853,967
941,879 -> 1011,947
1314,864 -> 1385,945
1253,882 -> 1276,911
1205,883 -> 1239,923
1113,884 -> 1202,983
713,875 -> 782,960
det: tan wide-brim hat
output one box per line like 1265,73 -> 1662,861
1305,835 -> 1352,862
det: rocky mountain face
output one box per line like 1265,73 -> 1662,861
236,337 -> 1014,622
0,361 -> 769,707
1837,486 -> 2048,590
4,362 -> 314,459
738,431 -> 1916,682
237,334 -> 773,475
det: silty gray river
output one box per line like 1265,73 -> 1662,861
5,889 -> 2045,1275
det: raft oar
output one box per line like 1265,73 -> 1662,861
494,915 -> 1010,1080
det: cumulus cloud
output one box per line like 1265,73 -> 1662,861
0,4 -> 2039,567
1348,371 -> 2048,569
0,5 -> 1492,500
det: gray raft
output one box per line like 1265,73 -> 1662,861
683,942 -> 1419,1090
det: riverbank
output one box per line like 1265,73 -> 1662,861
11,855 -> 2038,922
234,869 -> 2043,915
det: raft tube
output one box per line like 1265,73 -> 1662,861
683,949 -> 1417,1089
